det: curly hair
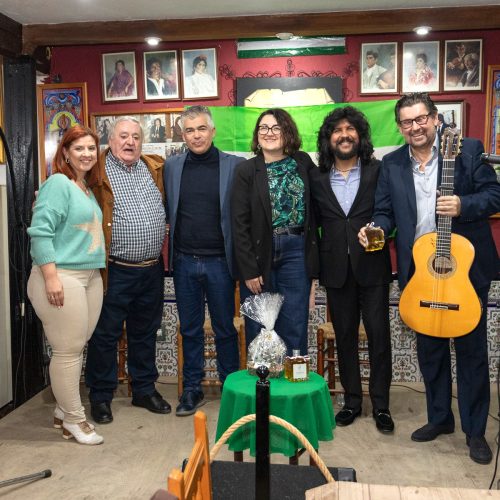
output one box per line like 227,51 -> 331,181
317,106 -> 374,172
250,108 -> 301,156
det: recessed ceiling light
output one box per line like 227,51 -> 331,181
145,36 -> 161,46
413,26 -> 432,36
276,32 -> 294,40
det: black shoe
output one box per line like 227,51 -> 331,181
466,436 -> 492,464
90,401 -> 113,424
176,390 -> 206,417
411,423 -> 454,442
335,407 -> 361,426
132,390 -> 171,414
373,409 -> 394,433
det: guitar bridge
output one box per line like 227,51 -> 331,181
420,300 -> 459,311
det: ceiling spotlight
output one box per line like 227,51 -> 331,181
276,32 -> 294,40
413,26 -> 432,36
145,36 -> 161,46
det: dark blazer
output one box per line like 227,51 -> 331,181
310,158 -> 392,288
373,138 -> 500,290
231,151 -> 319,284
164,149 -> 244,276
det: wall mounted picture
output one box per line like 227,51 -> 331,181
443,39 -> 482,91
101,51 -> 138,102
143,50 -> 180,101
360,42 -> 398,95
91,109 -> 184,157
36,82 -> 88,180
181,48 -> 219,100
402,41 -> 440,93
435,100 -> 465,134
483,65 -> 500,157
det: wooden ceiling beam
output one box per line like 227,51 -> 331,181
21,5 -> 500,54
0,12 -> 22,58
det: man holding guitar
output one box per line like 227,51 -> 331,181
359,92 -> 500,464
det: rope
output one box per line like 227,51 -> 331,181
209,414 -> 335,483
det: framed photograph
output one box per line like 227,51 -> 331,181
181,48 -> 219,100
360,42 -> 398,95
101,51 -> 138,102
483,65 -> 500,157
36,82 -> 88,180
402,41 -> 440,93
143,50 -> 180,101
91,108 -> 184,158
443,39 -> 482,91
435,100 -> 465,134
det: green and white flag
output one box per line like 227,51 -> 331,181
237,36 -> 346,59
210,100 -> 404,161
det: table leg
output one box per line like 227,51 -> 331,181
234,451 -> 243,462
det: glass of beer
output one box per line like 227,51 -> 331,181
365,223 -> 385,252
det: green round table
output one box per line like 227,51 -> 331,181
215,370 -> 335,458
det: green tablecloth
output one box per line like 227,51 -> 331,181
215,370 -> 335,457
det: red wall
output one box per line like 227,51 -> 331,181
51,28 -> 500,141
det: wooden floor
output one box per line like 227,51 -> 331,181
0,379 -> 498,499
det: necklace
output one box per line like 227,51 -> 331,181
74,180 -> 89,196
334,166 -> 352,173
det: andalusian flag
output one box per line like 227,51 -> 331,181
237,37 -> 346,58
210,100 -> 404,161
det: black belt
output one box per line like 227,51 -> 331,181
108,256 -> 159,268
272,225 -> 304,236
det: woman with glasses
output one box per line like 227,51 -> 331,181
231,108 -> 318,355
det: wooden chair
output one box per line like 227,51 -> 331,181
117,323 -> 132,397
177,283 -> 246,397
167,411 -> 212,500
316,308 -> 370,396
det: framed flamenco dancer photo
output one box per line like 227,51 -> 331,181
181,48 -> 219,100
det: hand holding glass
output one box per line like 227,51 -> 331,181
364,223 -> 385,252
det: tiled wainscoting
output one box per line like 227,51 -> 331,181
157,279 -> 500,383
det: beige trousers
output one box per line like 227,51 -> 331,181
27,266 -> 103,423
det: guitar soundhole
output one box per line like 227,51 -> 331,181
428,255 -> 456,278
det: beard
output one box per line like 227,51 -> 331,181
331,138 -> 359,160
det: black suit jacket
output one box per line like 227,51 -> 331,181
373,138 -> 500,290
310,158 -> 392,288
231,151 -> 319,284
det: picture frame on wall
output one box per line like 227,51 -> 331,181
402,41 -> 440,93
443,39 -> 482,91
435,100 -> 465,134
91,109 -> 184,158
101,51 -> 138,102
181,48 -> 219,100
360,42 -> 398,95
143,50 -> 180,101
36,82 -> 88,180
483,65 -> 500,157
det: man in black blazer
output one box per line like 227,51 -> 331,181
311,106 -> 394,433
360,93 -> 500,464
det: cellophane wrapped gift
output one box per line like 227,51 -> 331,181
240,293 -> 287,378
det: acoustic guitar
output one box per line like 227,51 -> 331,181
398,129 -> 482,338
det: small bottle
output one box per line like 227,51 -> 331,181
284,349 -> 310,382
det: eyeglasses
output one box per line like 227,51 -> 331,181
398,113 -> 431,130
258,125 -> 281,135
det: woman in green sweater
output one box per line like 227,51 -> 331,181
27,125 -> 106,445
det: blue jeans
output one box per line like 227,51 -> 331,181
85,261 -> 164,402
173,251 -> 240,393
241,234 -> 311,356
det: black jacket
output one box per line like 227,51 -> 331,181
231,151 -> 319,284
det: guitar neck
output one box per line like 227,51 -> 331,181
436,158 -> 455,258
